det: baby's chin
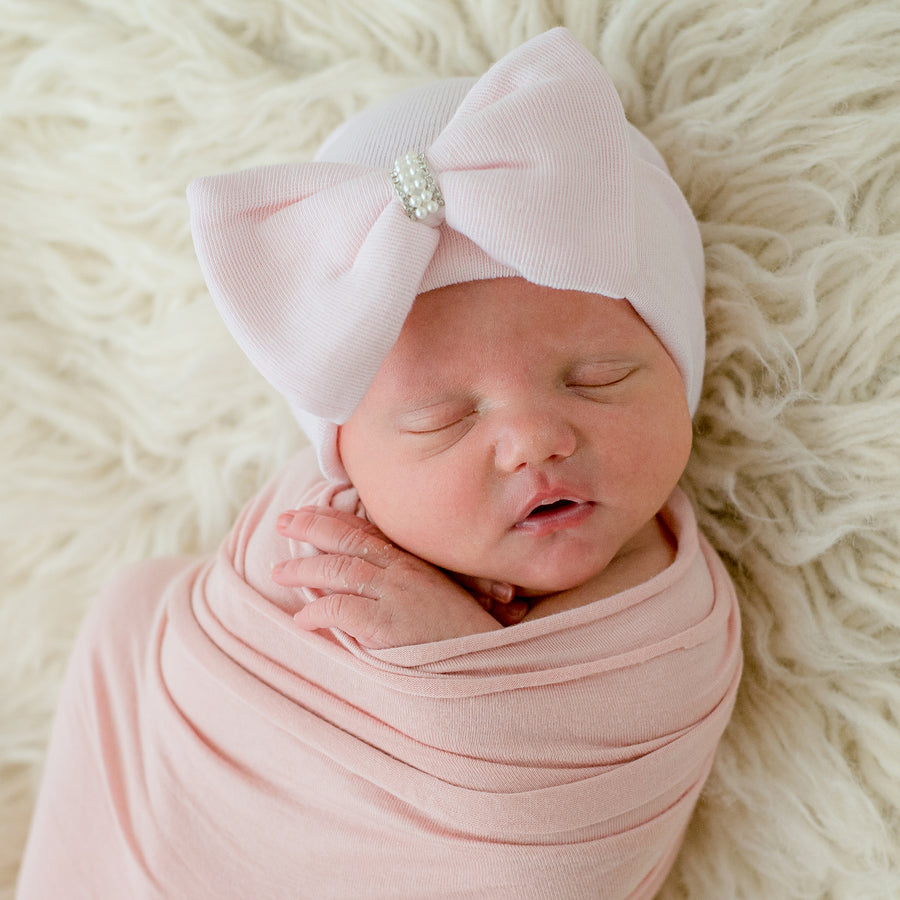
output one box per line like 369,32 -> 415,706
495,552 -> 620,599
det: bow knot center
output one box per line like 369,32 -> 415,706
391,152 -> 445,226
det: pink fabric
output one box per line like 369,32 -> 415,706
187,28 -> 706,479
18,449 -> 741,899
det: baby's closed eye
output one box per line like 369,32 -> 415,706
403,413 -> 475,434
565,365 -> 638,398
395,399 -> 477,435
403,415 -> 477,458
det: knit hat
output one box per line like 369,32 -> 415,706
188,27 -> 706,479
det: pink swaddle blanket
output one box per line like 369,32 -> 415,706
18,449 -> 741,899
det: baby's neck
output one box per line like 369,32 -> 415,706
520,515 -> 676,621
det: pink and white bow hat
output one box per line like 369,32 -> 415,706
188,27 -> 706,479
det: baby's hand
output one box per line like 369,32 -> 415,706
273,507 -> 519,649
449,573 -> 530,627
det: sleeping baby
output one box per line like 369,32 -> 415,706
18,28 -> 742,900
272,273 -> 692,649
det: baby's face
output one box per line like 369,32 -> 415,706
338,277 -> 693,595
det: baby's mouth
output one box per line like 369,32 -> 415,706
513,496 -> 595,531
525,499 -> 578,520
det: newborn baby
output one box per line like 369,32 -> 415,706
272,276 -> 691,649
18,28 -> 741,900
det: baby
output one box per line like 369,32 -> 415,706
271,274 -> 692,649
188,28 -> 707,653
18,28 -> 741,900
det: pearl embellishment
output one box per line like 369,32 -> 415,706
391,152 -> 445,224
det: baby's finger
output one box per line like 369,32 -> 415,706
452,573 -> 516,603
273,553 -> 384,599
294,593 -> 381,644
490,599 -> 530,627
277,508 -> 395,566
280,504 -> 384,534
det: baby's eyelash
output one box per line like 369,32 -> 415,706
567,369 -> 635,390
404,412 -> 475,435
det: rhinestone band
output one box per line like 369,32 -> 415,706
391,152 -> 445,224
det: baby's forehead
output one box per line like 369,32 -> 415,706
379,278 -> 658,386
403,277 -> 644,337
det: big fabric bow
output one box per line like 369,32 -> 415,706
187,28 -> 703,424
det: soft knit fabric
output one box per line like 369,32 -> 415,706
187,28 -> 706,479
17,448 -> 741,900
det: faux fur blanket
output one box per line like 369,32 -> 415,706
16,450 -> 740,898
3,1 -> 899,898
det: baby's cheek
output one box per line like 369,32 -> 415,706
394,494 -> 488,574
641,420 -> 692,502
362,482 -> 448,554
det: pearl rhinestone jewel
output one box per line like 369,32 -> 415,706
391,152 -> 445,224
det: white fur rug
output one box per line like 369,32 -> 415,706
3,1 -> 899,896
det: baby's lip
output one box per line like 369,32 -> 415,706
512,488 -> 593,528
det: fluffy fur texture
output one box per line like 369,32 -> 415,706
1,0 -> 898,897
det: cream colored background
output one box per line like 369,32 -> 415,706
2,1 -> 899,896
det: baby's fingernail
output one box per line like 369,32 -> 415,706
276,513 -> 294,531
271,561 -> 285,576
492,583 -> 515,602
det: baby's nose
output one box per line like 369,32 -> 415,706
492,406 -> 577,472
